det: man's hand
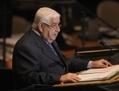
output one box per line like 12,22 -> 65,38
91,59 -> 112,68
60,73 -> 80,83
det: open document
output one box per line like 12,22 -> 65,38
78,65 -> 119,81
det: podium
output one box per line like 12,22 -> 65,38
20,78 -> 119,91
17,84 -> 107,91
17,75 -> 119,91
99,83 -> 119,91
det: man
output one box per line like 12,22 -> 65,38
12,7 -> 111,90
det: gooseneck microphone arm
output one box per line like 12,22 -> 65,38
99,40 -> 119,64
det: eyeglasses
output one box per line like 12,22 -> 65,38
42,22 -> 61,29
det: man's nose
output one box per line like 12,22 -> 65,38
56,27 -> 60,32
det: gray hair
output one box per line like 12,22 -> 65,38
32,7 -> 60,30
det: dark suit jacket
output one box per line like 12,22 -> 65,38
12,29 -> 89,90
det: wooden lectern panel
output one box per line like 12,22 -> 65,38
53,73 -> 119,87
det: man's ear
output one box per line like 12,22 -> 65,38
38,22 -> 43,32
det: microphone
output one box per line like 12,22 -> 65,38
99,40 -> 119,64
99,40 -> 107,46
99,40 -> 114,53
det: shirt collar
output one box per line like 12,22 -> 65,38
32,29 -> 49,44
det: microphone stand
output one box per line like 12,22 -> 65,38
99,40 -> 119,64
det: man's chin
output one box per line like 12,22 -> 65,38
51,37 -> 56,41
49,38 -> 55,43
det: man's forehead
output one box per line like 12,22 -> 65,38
51,20 -> 60,24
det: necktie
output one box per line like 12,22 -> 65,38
48,43 -> 57,55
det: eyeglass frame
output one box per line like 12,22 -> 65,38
41,22 -> 61,29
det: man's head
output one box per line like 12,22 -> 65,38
32,7 -> 61,43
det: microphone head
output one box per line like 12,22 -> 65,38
99,40 -> 106,46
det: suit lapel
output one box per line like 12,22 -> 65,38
29,30 -> 65,66
52,41 -> 68,71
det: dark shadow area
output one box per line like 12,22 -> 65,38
0,68 -> 13,91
